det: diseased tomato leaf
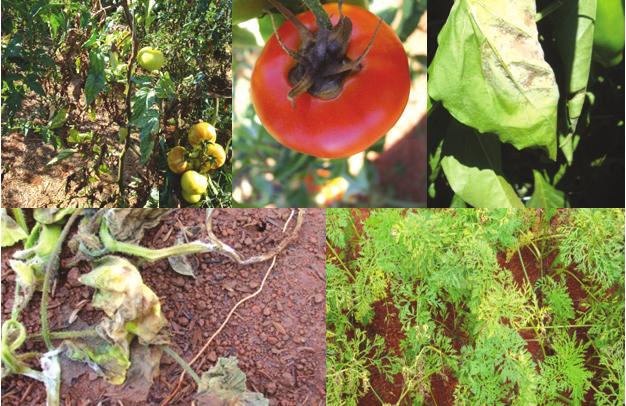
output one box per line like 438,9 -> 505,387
196,357 -> 268,406
79,256 -> 168,350
62,338 -> 131,385
441,156 -> 524,208
429,0 -> 559,159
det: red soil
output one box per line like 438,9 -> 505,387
358,291 -> 408,406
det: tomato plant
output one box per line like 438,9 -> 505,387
251,3 -> 410,158
1,0 -> 232,208
428,0 -> 624,208
234,0 -> 426,207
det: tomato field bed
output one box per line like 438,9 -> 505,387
326,208 -> 624,405
1,208 -> 326,405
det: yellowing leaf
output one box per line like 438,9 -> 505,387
429,0 -> 559,159
1,209 -> 28,247
79,256 -> 168,349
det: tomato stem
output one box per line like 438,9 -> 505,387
117,0 -> 139,206
302,0 -> 332,29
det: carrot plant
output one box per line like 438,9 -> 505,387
326,208 -> 624,405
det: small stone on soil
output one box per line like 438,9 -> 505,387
265,381 -> 277,395
280,372 -> 295,387
207,350 -> 217,363
67,267 -> 82,287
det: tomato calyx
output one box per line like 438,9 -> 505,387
268,0 -> 382,106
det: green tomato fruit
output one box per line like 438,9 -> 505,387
137,47 -> 165,71
181,189 -> 202,204
593,0 -> 625,67
181,170 -> 208,195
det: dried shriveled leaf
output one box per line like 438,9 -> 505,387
79,256 -> 168,349
62,338 -> 131,385
429,0 -> 559,159
107,343 -> 162,402
441,156 -> 524,208
104,209 -> 171,244
196,357 -> 268,406
1,209 -> 28,247
168,232 -> 199,277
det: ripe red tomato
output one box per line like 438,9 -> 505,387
251,4 -> 410,159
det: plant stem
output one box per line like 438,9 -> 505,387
302,0 -> 332,29
40,210 -> 82,350
99,220 -> 209,260
211,98 -> 220,126
117,0 -> 139,206
24,222 -> 42,249
325,240 -> 355,279
28,329 -> 99,341
11,209 -> 28,234
161,345 -> 201,386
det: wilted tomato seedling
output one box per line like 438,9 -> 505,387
1,208 -> 305,405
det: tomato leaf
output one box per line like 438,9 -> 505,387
558,133 -> 580,166
429,0 -> 559,159
104,209 -> 170,244
85,49 -> 106,105
47,107 -> 68,130
62,338 -> 131,385
441,156 -> 524,208
79,256 -> 168,349
46,149 -> 77,167
196,356 -> 268,405
1,209 -> 29,247
526,170 -> 567,208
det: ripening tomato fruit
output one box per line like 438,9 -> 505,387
167,146 -> 189,174
251,3 -> 410,158
198,143 -> 227,172
188,122 -> 217,146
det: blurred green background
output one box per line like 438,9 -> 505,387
232,0 -> 427,208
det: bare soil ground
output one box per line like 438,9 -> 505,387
1,97 -> 145,208
1,208 -> 326,405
